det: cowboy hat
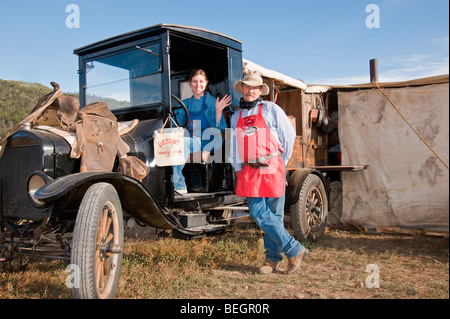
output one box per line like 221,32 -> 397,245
232,72 -> 270,96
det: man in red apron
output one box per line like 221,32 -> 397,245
229,72 -> 308,275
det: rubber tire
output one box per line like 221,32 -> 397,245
71,183 -> 124,299
290,174 -> 328,242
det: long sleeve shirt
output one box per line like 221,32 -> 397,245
228,100 -> 296,172
174,92 -> 227,131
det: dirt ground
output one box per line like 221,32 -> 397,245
119,222 -> 449,299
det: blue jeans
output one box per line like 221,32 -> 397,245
247,193 -> 304,263
173,135 -> 201,190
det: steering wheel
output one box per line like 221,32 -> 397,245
171,94 -> 189,128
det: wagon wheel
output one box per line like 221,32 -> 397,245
290,174 -> 328,242
71,183 -> 124,299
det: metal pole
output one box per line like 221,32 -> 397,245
370,59 -> 378,82
271,79 -> 275,102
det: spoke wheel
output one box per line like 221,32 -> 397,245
305,186 -> 325,233
72,183 -> 123,299
95,202 -> 121,297
290,174 -> 328,242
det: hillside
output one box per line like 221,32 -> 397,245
0,79 -> 134,140
0,79 -> 80,139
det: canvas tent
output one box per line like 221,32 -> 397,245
332,74 -> 449,231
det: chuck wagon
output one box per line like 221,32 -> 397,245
0,24 -> 365,298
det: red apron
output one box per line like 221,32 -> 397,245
235,104 -> 285,198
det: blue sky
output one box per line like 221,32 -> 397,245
0,0 -> 448,93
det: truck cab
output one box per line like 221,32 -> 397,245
75,24 -> 243,210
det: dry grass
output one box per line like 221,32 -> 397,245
0,224 -> 448,299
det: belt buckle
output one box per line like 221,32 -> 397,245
256,156 -> 265,164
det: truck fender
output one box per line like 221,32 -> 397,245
285,168 -> 328,207
34,171 -> 176,230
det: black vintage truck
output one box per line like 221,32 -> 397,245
1,24 -> 364,299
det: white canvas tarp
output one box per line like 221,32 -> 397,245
338,81 -> 449,229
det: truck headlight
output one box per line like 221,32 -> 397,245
27,171 -> 53,208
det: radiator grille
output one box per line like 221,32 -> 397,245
0,144 -> 45,220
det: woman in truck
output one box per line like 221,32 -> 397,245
173,69 -> 231,193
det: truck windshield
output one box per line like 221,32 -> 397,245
85,43 -> 162,110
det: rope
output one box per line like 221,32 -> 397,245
372,81 -> 449,169
160,113 -> 180,133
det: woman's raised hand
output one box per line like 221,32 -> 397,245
215,94 -> 232,112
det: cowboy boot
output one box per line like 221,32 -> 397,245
258,259 -> 278,274
286,248 -> 309,275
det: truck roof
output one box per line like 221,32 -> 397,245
73,23 -> 242,55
